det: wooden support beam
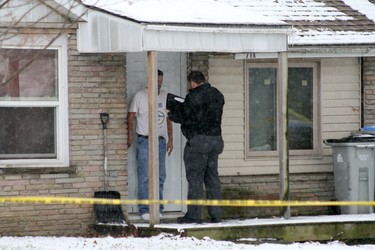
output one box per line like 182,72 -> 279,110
147,51 -> 160,226
278,51 -> 290,219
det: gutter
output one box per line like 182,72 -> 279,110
145,24 -> 293,34
235,45 -> 375,59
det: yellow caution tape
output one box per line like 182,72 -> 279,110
0,196 -> 374,207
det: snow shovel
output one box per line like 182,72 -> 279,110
94,113 -> 129,225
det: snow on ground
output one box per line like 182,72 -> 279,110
1,215 -> 375,249
0,234 -> 374,250
149,214 -> 375,230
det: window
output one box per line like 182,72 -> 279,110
247,62 -> 319,157
0,38 -> 69,167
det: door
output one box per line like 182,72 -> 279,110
126,52 -> 187,214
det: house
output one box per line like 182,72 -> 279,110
0,0 -> 375,236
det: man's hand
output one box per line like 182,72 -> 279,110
167,139 -> 173,156
127,135 -> 133,149
127,112 -> 136,149
167,118 -> 173,155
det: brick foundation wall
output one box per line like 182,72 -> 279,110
0,32 -> 128,236
218,173 -> 334,219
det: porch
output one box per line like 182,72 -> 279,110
92,214 -> 375,243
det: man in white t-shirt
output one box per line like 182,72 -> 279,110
127,70 -> 173,221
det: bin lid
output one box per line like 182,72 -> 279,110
361,126 -> 375,131
360,126 -> 375,135
324,133 -> 375,145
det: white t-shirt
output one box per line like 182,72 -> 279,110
129,88 -> 168,139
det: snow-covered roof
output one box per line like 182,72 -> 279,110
77,0 -> 375,55
81,0 -> 286,26
78,0 -> 292,53
220,0 -> 375,46
81,0 -> 375,48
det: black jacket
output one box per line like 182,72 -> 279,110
169,83 -> 224,140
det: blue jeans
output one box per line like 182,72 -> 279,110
136,136 -> 166,215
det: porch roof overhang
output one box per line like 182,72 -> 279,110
77,10 -> 292,53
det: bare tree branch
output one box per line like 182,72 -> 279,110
0,0 -> 91,91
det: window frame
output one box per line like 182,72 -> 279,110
0,35 -> 69,168
245,61 -> 321,158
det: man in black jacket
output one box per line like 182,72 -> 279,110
168,71 -> 225,224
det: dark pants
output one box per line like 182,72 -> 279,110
183,135 -> 224,220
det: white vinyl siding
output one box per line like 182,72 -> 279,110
209,55 -> 361,176
321,58 -> 361,137
208,55 -> 245,174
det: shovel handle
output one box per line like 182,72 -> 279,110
99,113 -> 110,191
103,126 -> 109,191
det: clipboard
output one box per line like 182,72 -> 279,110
167,93 -> 185,111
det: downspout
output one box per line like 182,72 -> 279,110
360,57 -> 364,127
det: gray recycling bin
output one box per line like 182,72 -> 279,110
324,133 -> 375,214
